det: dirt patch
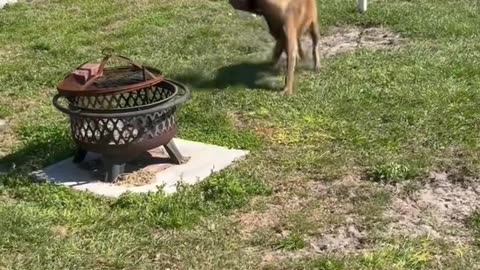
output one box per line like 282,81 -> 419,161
384,172 -> 480,244
0,45 -> 25,64
227,111 -> 251,130
275,27 -> 406,64
319,27 -> 405,58
237,209 -> 281,234
235,193 -> 308,235
0,119 -> 7,132
238,174 -> 376,260
306,176 -> 375,254
238,167 -> 478,265
310,224 -> 368,254
51,225 -> 69,238
0,124 -> 18,159
260,249 -> 311,268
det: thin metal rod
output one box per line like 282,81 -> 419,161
358,0 -> 367,13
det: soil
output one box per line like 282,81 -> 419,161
272,27 -> 406,65
0,119 -> 8,133
310,224 -> 368,254
238,168 -> 480,261
317,27 -> 405,58
384,172 -> 480,244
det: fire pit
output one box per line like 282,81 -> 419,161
53,50 -> 191,182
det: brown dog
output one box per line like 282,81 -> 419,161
229,0 -> 320,96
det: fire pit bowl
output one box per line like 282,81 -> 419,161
53,50 -> 191,182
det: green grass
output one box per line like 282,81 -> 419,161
275,233 -> 307,251
281,239 -> 437,270
1,0 -> 480,268
468,211 -> 480,246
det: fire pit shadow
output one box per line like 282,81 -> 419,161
0,139 -> 74,177
174,61 -> 279,91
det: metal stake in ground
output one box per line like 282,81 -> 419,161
358,0 -> 367,13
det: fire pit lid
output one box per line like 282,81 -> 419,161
57,49 -> 164,96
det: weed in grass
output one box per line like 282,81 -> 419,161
358,239 -> 435,270
281,239 -> 436,270
29,40 -> 51,52
201,172 -> 272,210
366,162 -> 418,184
293,258 -> 346,270
276,233 -> 306,251
467,211 -> 480,245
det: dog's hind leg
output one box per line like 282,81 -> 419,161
297,38 -> 305,60
309,21 -> 321,71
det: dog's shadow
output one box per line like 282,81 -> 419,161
173,61 -> 282,91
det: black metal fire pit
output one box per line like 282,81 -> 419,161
53,50 -> 191,182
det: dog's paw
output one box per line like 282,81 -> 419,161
313,64 -> 321,72
280,88 -> 294,96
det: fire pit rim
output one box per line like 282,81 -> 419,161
61,79 -> 180,113
52,79 -> 191,118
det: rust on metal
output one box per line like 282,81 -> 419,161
57,49 -> 165,96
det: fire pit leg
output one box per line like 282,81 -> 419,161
164,140 -> 188,164
104,159 -> 126,182
73,147 -> 87,163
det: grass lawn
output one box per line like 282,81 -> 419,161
1,0 -> 480,269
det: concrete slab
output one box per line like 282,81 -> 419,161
0,0 -> 18,9
31,138 -> 249,198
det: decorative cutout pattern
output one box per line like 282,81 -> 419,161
70,108 -> 176,145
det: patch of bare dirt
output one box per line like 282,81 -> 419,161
237,209 -> 281,235
0,45 -> 25,64
306,176 -> 376,254
319,27 -> 405,57
226,112 -> 285,144
310,224 -> 368,254
384,172 -> 480,244
235,193 -> 309,236
278,27 -> 406,64
0,123 -> 18,159
239,174 -> 377,261
239,167 -> 479,265
0,119 -> 7,132
313,27 -> 406,58
51,225 -> 69,239
227,111 -> 251,130
260,249 -> 312,268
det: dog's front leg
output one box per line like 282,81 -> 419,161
281,23 -> 297,96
